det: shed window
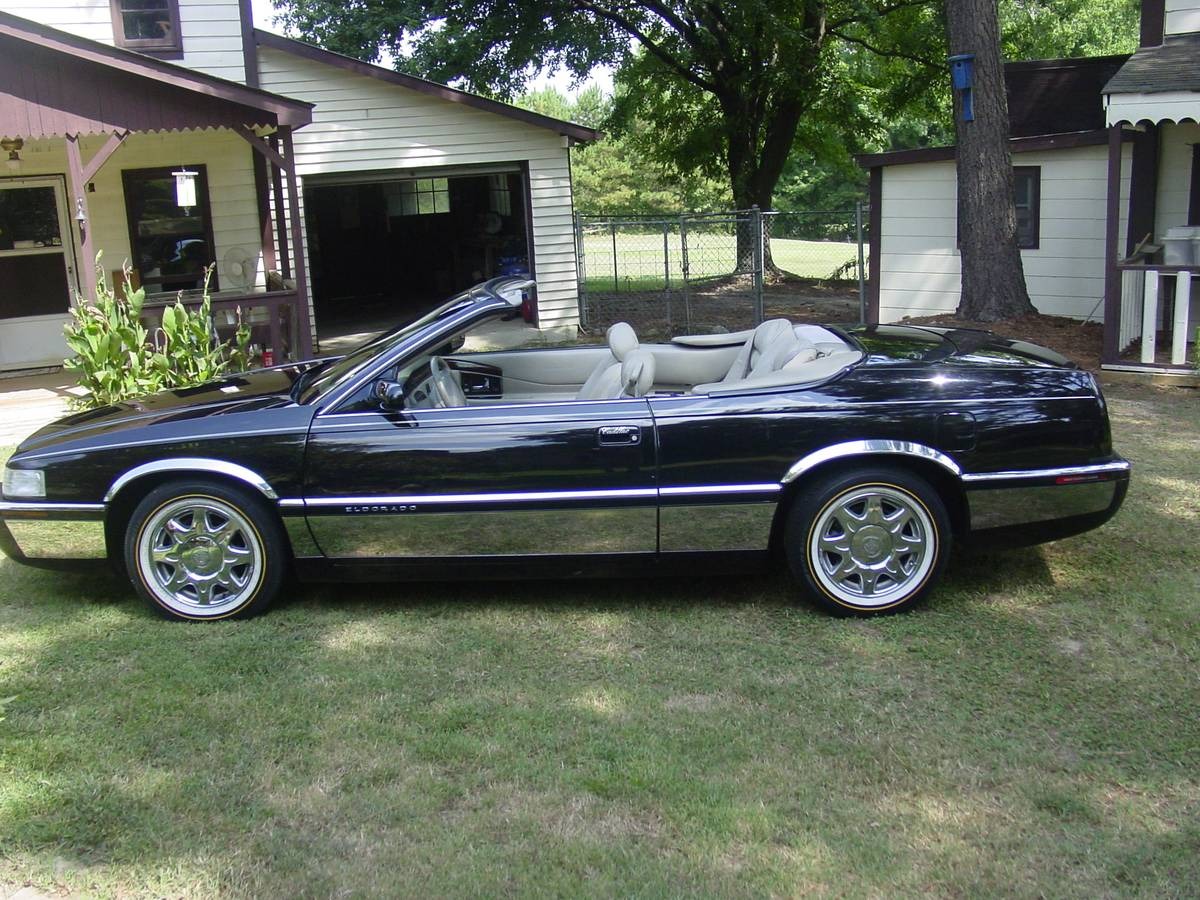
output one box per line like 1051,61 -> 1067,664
957,166 -> 1040,250
399,178 -> 450,215
1013,167 -> 1040,249
110,0 -> 182,57
122,165 -> 216,293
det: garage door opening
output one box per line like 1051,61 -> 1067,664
305,170 -> 531,335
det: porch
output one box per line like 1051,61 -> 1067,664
0,12 -> 314,372
1101,32 -> 1200,375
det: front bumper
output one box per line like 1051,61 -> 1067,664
0,500 -> 109,571
962,459 -> 1131,546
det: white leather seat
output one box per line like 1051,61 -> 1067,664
716,318 -> 818,384
618,350 -> 655,398
576,322 -> 640,400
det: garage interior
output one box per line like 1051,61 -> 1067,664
304,169 -> 532,336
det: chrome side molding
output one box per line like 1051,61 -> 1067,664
960,460 -> 1131,483
0,500 -> 107,519
104,458 -> 279,502
781,440 -> 963,483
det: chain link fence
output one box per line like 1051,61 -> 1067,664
575,207 -> 867,339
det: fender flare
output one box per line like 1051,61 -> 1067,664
104,458 -> 279,503
781,440 -> 962,484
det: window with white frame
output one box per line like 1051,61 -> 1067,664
399,178 -> 450,215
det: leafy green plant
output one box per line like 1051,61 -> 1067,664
63,257 -> 163,409
65,256 -> 255,410
149,267 -> 236,387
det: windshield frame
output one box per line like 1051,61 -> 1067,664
296,277 -> 532,408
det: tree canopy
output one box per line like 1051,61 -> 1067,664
275,0 -> 1141,217
278,0 -> 951,215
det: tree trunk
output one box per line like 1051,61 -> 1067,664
725,98 -> 802,275
945,0 -> 1035,321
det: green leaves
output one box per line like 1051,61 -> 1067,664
63,257 -> 252,410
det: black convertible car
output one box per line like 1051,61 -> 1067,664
0,277 -> 1129,621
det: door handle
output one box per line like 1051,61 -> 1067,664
597,425 -> 641,447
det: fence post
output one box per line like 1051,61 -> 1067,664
680,214 -> 692,332
573,213 -> 587,330
856,201 -> 867,324
611,222 -> 619,294
663,221 -> 672,332
752,205 -> 765,325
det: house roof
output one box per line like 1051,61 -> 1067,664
254,30 -> 602,144
855,129 -> 1126,169
1103,32 -> 1200,95
1006,54 -> 1128,136
0,11 -> 312,138
857,54 -> 1132,169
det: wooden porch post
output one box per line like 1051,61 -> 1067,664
63,130 -> 129,304
1102,125 -> 1124,365
63,135 -> 95,304
280,126 -> 314,359
252,150 -> 277,274
269,134 -> 291,280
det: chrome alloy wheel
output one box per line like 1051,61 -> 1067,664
136,496 -> 265,617
807,484 -> 936,608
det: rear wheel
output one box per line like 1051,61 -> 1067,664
785,467 -> 950,616
124,480 -> 286,621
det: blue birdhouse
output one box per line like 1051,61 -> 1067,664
948,53 -> 976,122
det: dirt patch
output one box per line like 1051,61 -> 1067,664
904,312 -> 1104,372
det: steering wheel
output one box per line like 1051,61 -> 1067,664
429,356 -> 467,408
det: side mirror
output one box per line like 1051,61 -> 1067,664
375,380 -> 405,410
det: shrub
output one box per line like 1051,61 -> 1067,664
65,256 -> 251,410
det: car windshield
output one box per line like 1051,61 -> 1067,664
294,292 -> 480,404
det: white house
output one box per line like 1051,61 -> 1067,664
0,0 -> 597,372
859,0 -> 1199,375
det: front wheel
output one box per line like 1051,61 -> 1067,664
124,480 -> 287,621
785,467 -> 951,617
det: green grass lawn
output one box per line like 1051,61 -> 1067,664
1,383 -> 1198,898
580,232 -> 859,293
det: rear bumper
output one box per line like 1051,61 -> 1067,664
0,500 -> 109,572
963,459 -> 1131,547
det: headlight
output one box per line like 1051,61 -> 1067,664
3,467 -> 45,499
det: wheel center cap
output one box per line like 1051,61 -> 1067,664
182,537 -> 220,575
852,526 -> 891,562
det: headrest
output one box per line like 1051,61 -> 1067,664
620,349 -> 655,397
606,322 -> 639,361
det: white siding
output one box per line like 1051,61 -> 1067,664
1,0 -> 114,43
14,130 -> 263,294
175,0 -> 246,82
1166,0 -> 1200,34
256,46 -> 581,331
876,145 -> 1131,323
1154,121 -> 1200,234
0,0 -> 246,82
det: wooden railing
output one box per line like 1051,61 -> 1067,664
141,289 -> 312,363
1115,265 -> 1196,368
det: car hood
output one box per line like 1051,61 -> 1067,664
845,324 -> 1074,368
17,364 -> 314,455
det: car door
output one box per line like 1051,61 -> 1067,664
300,397 -> 658,563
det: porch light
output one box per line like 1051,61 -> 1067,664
173,168 -> 198,210
1,137 -> 21,171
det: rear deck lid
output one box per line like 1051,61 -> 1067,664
845,324 -> 1074,368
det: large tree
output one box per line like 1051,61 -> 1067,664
278,0 -> 938,220
945,0 -> 1035,320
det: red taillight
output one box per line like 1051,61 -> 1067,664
1056,474 -> 1103,485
